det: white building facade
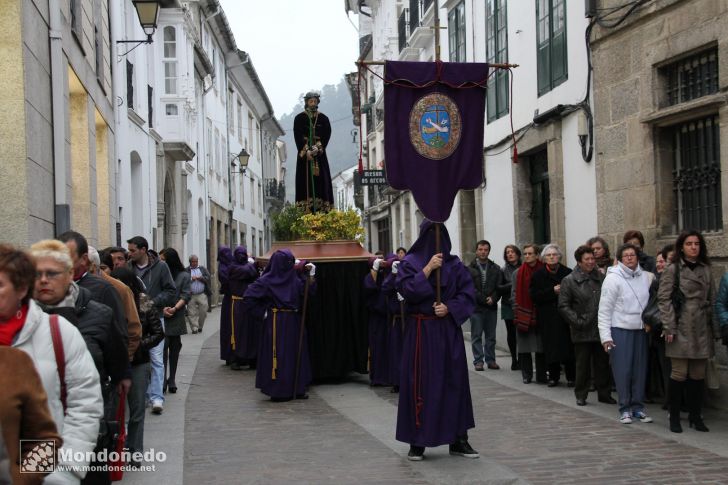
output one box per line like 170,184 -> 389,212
110,0 -> 285,302
348,0 -> 595,265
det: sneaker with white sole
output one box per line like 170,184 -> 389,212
151,401 -> 164,415
619,412 -> 633,424
632,410 -> 653,423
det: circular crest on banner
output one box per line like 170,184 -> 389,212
409,93 -> 462,160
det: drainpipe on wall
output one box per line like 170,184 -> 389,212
49,0 -> 70,235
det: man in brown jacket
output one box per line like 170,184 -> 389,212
0,347 -> 62,484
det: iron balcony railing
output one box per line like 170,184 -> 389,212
264,178 -> 285,201
398,9 -> 408,53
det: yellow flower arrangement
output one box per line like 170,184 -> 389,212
272,200 -> 365,242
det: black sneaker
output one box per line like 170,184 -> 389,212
407,445 -> 425,461
449,440 -> 479,459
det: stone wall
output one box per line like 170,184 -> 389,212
592,0 -> 728,380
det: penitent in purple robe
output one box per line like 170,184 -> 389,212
229,246 -> 259,362
381,270 -> 405,388
363,258 -> 395,386
218,246 -> 235,362
395,221 -> 476,447
244,249 -> 316,399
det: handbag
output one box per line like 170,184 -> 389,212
48,315 -> 68,413
642,280 -> 661,330
49,314 -> 126,478
706,357 -> 720,390
109,389 -> 127,481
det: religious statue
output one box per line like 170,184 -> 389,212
294,91 -> 333,210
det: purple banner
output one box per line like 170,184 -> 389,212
384,61 -> 488,222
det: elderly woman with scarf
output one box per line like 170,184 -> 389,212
243,250 -> 316,401
531,244 -> 574,387
395,221 -> 477,462
364,254 -> 397,387
511,243 -> 547,384
230,246 -> 260,370
218,246 -> 235,365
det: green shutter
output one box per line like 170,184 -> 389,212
487,78 -> 496,122
551,0 -> 567,87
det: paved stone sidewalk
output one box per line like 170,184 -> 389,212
125,309 -> 728,484
183,334 -> 728,484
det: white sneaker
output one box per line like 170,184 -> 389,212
151,401 -> 164,415
619,412 -> 633,424
633,411 -> 653,423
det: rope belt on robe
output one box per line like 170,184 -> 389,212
411,313 -> 438,428
230,295 -> 244,350
271,308 -> 294,380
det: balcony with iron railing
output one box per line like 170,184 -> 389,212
264,178 -> 285,203
398,9 -> 408,53
408,0 -> 435,49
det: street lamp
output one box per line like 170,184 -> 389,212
231,148 -> 251,175
118,1 -> 161,45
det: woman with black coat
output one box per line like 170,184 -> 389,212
110,268 -> 164,461
159,248 -> 191,394
530,243 -> 574,387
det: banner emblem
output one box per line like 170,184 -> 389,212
409,93 -> 462,160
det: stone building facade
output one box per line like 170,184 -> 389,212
0,0 -> 116,248
592,0 -> 728,269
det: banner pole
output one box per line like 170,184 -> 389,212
434,0 -> 441,62
435,223 -> 441,305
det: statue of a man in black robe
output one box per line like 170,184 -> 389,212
294,91 -> 334,209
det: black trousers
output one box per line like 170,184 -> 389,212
504,319 -> 518,363
573,342 -> 610,400
164,336 -> 183,385
519,352 -> 547,382
548,360 -> 576,383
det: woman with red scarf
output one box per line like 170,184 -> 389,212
511,243 -> 546,384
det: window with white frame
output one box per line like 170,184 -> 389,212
206,119 -> 213,173
237,98 -> 243,143
250,177 -> 256,213
163,26 -> 177,95
227,89 -> 234,134
486,0 -> 509,122
248,112 -> 254,155
448,1 -> 466,62
214,128 -> 220,174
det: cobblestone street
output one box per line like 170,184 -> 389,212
124,308 -> 728,484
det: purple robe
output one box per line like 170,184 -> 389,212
218,246 -> 235,362
382,272 -> 405,388
244,250 -> 316,399
395,221 -> 476,447
363,269 -> 391,386
229,246 -> 259,362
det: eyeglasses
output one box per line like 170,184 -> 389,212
36,270 -> 64,280
543,253 -> 559,257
